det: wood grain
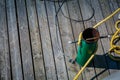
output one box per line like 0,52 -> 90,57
15,0 -> 37,79
25,0 -> 46,80
6,0 -> 23,79
0,0 -> 119,80
66,0 -> 86,79
78,0 -> 98,79
55,1 -> 81,80
0,0 -> 11,80
45,1 -> 68,80
35,0 -> 57,80
99,0 -> 119,74
92,0 -> 111,79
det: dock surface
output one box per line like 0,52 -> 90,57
0,0 -> 120,80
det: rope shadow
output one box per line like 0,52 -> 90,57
87,53 -> 120,80
88,53 -> 120,69
90,68 -> 108,80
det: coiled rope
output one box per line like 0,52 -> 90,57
74,8 -> 120,80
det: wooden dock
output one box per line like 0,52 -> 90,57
0,0 -> 120,80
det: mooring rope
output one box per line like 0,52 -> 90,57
74,8 -> 120,80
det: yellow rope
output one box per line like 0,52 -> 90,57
77,32 -> 82,45
74,8 -> 120,80
93,8 -> 120,28
73,54 -> 95,80
108,20 -> 120,61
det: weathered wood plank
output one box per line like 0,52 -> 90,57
99,0 -> 116,35
116,0 -> 120,7
6,0 -> 23,80
0,0 -> 11,80
66,0 -> 87,79
67,0 -> 84,38
55,1 -> 80,80
2,0 -> 120,80
109,0 -> 119,22
25,0 -> 46,80
91,0 -> 111,79
99,0 -> 119,74
35,0 -> 57,80
15,0 -> 38,80
45,1 -> 68,80
78,0 -> 97,79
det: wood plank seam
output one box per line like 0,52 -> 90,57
44,1 -> 58,79
34,0 -> 47,79
54,2 -> 70,80
98,0 -> 117,74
